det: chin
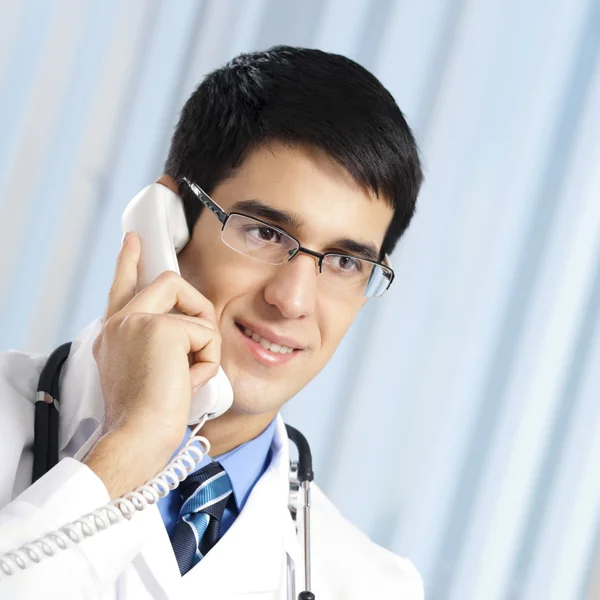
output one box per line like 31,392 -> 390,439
228,379 -> 288,416
228,398 -> 282,416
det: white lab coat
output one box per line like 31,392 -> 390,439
0,320 -> 424,599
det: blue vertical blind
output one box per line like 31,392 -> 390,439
0,1 -> 599,598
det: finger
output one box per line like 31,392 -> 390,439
122,270 -> 217,325
104,232 -> 141,322
171,316 -> 222,387
168,312 -> 217,332
153,313 -> 219,379
189,360 -> 220,390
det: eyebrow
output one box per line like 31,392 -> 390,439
230,199 -> 381,262
230,199 -> 303,229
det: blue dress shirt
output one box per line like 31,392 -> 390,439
157,418 -> 278,538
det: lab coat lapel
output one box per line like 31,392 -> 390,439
184,415 -> 295,595
136,416 -> 299,598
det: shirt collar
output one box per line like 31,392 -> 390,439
178,417 -> 278,512
215,417 -> 278,511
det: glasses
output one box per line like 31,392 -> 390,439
182,178 -> 395,298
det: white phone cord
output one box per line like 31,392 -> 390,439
0,417 -> 209,579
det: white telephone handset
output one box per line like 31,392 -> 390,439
122,183 -> 233,423
0,184 -> 234,579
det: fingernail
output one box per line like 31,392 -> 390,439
121,232 -> 129,247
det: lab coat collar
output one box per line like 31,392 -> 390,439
59,318 -> 105,452
126,416 -> 295,597
180,416 -> 295,595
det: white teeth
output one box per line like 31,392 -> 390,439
241,325 -> 295,354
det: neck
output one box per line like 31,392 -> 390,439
198,408 -> 279,457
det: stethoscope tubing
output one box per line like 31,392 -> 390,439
33,342 -> 71,482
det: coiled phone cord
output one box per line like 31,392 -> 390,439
0,416 -> 209,578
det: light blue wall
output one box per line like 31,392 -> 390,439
1,1 -> 599,598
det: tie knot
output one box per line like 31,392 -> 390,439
170,462 -> 234,574
178,462 -> 233,520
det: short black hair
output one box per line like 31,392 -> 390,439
165,45 -> 423,260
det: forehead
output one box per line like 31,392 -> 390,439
211,142 -> 394,252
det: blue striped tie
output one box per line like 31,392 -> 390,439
170,462 -> 233,575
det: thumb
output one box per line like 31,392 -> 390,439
104,232 -> 141,322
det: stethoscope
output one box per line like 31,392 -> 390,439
33,342 -> 316,600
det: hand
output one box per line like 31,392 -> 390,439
84,232 -> 221,497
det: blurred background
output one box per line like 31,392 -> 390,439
1,0 -> 599,598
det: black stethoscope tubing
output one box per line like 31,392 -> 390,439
33,342 -> 316,600
33,342 -> 71,482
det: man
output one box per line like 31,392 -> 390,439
0,46 -> 424,598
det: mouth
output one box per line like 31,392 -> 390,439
234,321 -> 303,367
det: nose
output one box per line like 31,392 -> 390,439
263,253 -> 318,319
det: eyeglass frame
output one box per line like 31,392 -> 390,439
181,177 -> 395,296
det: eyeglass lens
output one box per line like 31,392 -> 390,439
221,214 -> 392,298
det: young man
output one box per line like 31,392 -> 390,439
0,46 -> 424,598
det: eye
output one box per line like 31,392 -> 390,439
245,225 -> 283,244
330,255 -> 363,272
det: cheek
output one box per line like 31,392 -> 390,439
188,250 -> 271,315
180,219 -> 253,298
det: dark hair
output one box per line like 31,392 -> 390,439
164,45 -> 423,260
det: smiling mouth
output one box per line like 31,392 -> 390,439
235,322 -> 298,355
